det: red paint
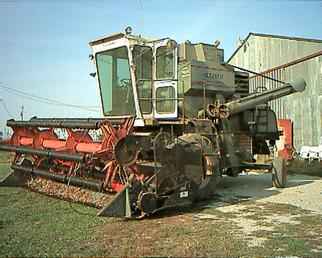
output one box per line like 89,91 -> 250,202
34,129 -> 58,149
111,182 -> 125,193
42,139 -> 66,149
20,137 -> 33,146
7,118 -> 140,192
277,119 -> 293,160
76,142 -> 102,153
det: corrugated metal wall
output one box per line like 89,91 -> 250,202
229,35 -> 322,149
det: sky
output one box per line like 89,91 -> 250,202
0,0 -> 321,133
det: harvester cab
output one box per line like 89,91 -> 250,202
89,31 -> 179,125
89,28 -> 237,125
0,28 -> 306,219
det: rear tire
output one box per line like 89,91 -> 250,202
272,157 -> 287,188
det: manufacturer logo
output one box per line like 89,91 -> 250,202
205,72 -> 224,80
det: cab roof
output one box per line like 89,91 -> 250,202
89,33 -> 125,46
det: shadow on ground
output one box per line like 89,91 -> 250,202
137,172 -> 318,220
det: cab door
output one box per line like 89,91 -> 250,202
153,40 -> 178,119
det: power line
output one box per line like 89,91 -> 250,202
0,100 -> 15,118
0,83 -> 100,110
0,83 -> 100,112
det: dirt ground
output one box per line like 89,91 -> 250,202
199,173 -> 322,255
1,156 -> 322,257
96,173 -> 322,257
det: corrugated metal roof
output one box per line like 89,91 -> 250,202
227,32 -> 322,63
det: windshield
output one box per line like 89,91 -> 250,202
96,46 -> 135,116
133,45 -> 153,114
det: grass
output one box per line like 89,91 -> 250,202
0,164 -> 9,178
0,152 -> 322,257
94,210 -> 248,257
0,159 -> 107,256
0,190 -> 107,256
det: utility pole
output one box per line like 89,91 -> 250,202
20,105 -> 24,120
0,99 -> 4,139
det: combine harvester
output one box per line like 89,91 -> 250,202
0,28 -> 306,218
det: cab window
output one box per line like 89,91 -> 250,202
133,45 -> 153,114
156,46 -> 174,80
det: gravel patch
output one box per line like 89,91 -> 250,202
262,213 -> 302,225
215,203 -> 248,213
218,173 -> 322,214
258,176 -> 322,214
200,172 -> 322,248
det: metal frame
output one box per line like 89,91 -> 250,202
91,35 -> 181,123
91,37 -> 145,127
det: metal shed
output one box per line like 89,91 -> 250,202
228,33 -> 322,149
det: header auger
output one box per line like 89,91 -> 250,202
0,28 -> 306,218
0,117 -> 142,203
